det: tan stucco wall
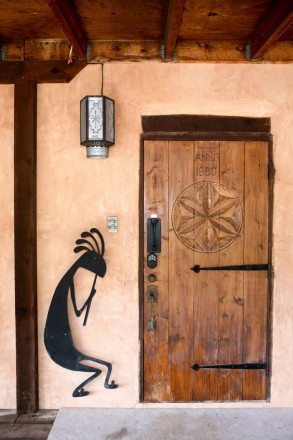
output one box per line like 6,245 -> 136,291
1,63 -> 293,409
0,85 -> 16,408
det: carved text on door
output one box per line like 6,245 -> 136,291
172,181 -> 242,253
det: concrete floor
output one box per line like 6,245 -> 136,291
48,408 -> 293,440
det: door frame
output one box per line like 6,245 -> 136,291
139,115 -> 274,402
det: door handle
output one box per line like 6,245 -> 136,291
147,285 -> 158,331
152,218 -> 158,250
147,218 -> 161,253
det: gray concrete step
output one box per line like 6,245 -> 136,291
48,408 -> 293,440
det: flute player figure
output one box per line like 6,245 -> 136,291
44,228 -> 118,397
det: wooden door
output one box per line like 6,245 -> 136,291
143,139 -> 271,402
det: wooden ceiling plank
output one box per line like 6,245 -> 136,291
165,0 -> 185,59
46,0 -> 88,58
250,0 -> 293,59
0,61 -> 87,84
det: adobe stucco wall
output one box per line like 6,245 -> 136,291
1,63 -> 293,409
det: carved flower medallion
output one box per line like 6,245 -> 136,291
172,181 -> 242,253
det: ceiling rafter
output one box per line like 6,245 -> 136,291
250,0 -> 293,59
164,0 -> 185,60
46,0 -> 88,59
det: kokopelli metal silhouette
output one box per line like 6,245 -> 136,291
44,228 -> 118,397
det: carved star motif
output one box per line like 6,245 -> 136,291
172,182 -> 242,253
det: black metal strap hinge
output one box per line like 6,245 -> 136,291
191,363 -> 267,371
191,264 -> 269,273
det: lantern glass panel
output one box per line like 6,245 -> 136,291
105,98 -> 114,143
80,97 -> 87,144
88,97 -> 104,141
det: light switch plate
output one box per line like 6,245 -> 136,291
107,216 -> 118,232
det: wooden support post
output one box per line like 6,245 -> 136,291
0,60 -> 87,415
14,80 -> 38,414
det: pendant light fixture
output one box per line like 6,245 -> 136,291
80,64 -> 115,158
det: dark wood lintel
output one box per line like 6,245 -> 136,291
142,115 -> 271,135
141,132 -> 272,143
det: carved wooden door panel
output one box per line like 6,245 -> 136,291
143,140 -> 270,402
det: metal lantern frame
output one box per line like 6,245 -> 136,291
80,64 -> 115,159
80,95 -> 115,158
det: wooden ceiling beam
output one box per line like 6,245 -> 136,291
250,0 -> 293,59
46,0 -> 88,58
164,0 -> 185,60
0,60 -> 87,84
88,40 -> 293,63
2,39 -> 293,63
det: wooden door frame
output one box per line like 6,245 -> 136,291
139,115 -> 274,402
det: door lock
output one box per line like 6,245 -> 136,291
148,274 -> 156,283
147,253 -> 157,269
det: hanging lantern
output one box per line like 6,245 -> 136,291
80,65 -> 115,158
